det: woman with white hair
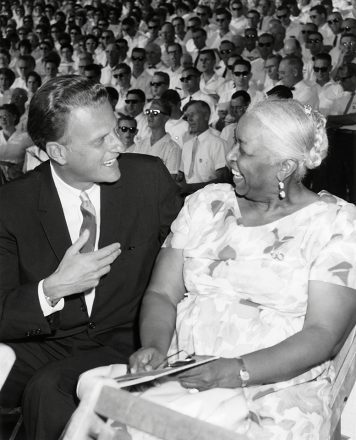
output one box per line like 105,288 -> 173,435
80,99 -> 356,439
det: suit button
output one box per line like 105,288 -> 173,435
88,322 -> 96,329
48,317 -> 54,324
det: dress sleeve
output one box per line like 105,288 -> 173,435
309,202 -> 356,290
162,193 -> 192,250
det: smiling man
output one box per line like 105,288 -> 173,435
0,75 -> 181,440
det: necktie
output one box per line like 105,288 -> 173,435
187,137 -> 199,180
344,91 -> 356,115
333,34 -> 338,47
79,191 -> 97,253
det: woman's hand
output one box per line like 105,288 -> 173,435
129,347 -> 166,373
177,357 -> 241,391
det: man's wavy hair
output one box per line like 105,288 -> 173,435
27,74 -> 108,151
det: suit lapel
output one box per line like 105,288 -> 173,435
37,163 -> 72,262
99,178 -> 123,248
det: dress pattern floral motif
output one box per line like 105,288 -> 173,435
139,184 -> 356,440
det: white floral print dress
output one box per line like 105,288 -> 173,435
135,184 -> 356,440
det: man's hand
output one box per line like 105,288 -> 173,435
43,230 -> 121,301
129,347 -> 166,373
177,357 -> 241,391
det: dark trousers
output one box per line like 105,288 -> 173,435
0,332 -> 129,440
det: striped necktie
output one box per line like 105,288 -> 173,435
79,191 -> 97,253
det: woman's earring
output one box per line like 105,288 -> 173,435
278,180 -> 286,200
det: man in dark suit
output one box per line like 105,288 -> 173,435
0,75 -> 182,440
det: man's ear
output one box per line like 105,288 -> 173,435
277,159 -> 297,181
46,142 -> 67,165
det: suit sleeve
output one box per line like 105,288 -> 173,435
155,158 -> 183,244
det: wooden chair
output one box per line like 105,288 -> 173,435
63,327 -> 356,440
330,325 -> 356,440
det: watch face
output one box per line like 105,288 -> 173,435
241,370 -> 250,381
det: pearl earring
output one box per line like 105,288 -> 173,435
278,180 -> 286,200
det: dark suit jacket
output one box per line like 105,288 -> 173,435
0,154 -> 182,355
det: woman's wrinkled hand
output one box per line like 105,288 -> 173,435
177,357 -> 241,391
129,347 -> 166,373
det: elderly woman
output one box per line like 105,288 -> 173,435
79,99 -> 356,439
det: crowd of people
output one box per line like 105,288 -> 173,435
1,0 -> 356,440
0,0 -> 355,195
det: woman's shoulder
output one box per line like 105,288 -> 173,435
186,183 -> 235,205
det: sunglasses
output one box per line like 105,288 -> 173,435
220,49 -> 232,54
313,66 -> 328,72
196,12 -> 207,15
145,109 -> 168,116
233,70 -> 249,77
216,18 -> 226,22
301,29 -> 313,34
276,13 -> 287,18
258,42 -> 272,47
125,99 -> 140,104
118,126 -> 137,133
132,56 -> 144,61
327,18 -> 339,24
113,73 -> 127,78
148,25 -> 158,29
180,75 -> 197,82
227,64 -> 235,69
150,81 -> 166,87
308,39 -> 321,44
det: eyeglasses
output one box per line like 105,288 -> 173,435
125,99 -> 140,104
118,126 -> 137,133
341,26 -> 352,32
276,13 -> 287,18
220,49 -> 232,55
40,46 -> 49,50
233,70 -> 249,77
180,75 -> 197,82
327,18 -> 339,24
132,55 -> 145,62
258,41 -> 272,47
145,109 -> 168,116
342,41 -> 356,47
216,18 -> 226,23
307,38 -> 321,44
245,34 -> 257,39
150,81 -> 166,87
301,29 -> 313,34
313,66 -> 328,72
113,73 -> 127,78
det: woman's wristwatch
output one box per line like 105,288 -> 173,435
236,357 -> 250,387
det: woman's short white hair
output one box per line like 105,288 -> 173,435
243,98 -> 328,181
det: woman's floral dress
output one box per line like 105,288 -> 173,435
137,184 -> 356,440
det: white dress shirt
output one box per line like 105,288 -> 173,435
38,164 -> 101,317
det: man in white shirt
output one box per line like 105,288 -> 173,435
196,49 -> 225,97
309,4 -> 335,46
278,55 -> 319,108
132,99 -> 181,177
129,47 -> 152,96
0,75 -> 181,440
178,100 -> 228,195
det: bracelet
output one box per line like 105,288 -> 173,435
236,357 -> 250,387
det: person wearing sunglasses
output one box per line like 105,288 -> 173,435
278,55 -> 319,108
309,5 -> 335,47
298,22 -> 318,49
162,89 -> 189,149
326,12 -> 343,49
229,0 -> 248,34
150,71 -> 170,100
312,53 -> 343,116
208,8 -> 236,50
179,67 -> 216,119
121,16 -> 148,58
133,99 -> 181,178
331,33 -> 356,80
124,88 -> 151,144
216,40 -> 236,78
130,47 -> 152,96
116,115 -> 138,152
251,33 -> 275,91
112,63 -> 132,111
303,32 -> 326,81
241,28 -> 260,62
165,43 -> 185,95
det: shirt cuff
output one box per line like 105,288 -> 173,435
38,279 -> 64,316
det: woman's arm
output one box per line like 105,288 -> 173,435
129,247 -> 186,372
178,281 -> 356,389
